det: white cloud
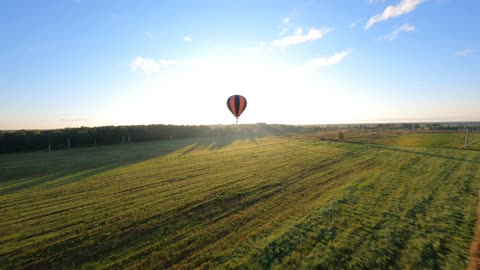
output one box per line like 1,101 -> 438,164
283,17 -> 290,24
272,27 -> 333,47
157,59 -> 177,66
304,50 -> 351,70
455,49 -> 473,57
130,57 -> 177,73
383,24 -> 415,40
183,36 -> 192,42
365,0 -> 424,29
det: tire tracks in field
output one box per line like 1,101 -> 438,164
0,138 -> 304,268
74,143 -> 348,268
176,151 -> 377,269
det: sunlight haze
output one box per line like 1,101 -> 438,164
1,0 -> 479,129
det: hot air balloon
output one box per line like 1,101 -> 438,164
226,95 -> 247,123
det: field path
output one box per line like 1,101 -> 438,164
468,191 -> 480,270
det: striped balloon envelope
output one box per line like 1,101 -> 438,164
226,95 -> 247,123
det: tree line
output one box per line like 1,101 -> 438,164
0,124 -> 306,154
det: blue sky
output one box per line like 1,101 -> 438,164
1,0 -> 479,129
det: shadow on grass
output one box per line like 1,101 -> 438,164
0,130 -> 271,195
0,166 -> 117,195
179,130 -> 262,156
0,141 -> 193,195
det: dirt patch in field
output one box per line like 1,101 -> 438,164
468,191 -> 480,270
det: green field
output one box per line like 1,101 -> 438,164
306,130 -> 480,150
1,134 -> 480,269
358,132 -> 480,150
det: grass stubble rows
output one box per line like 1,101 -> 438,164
1,134 -> 480,269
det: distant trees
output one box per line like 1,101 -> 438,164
378,123 -> 466,131
337,131 -> 345,141
400,123 -> 414,129
0,124 -> 309,154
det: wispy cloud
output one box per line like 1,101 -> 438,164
130,57 -> 177,73
455,49 -> 473,57
304,50 -> 351,69
365,0 -> 424,29
279,17 -> 291,35
183,36 -> 192,42
383,24 -> 415,40
272,27 -> 333,47
349,19 -> 361,28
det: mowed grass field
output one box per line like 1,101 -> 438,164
359,131 -> 480,150
304,129 -> 480,150
1,134 -> 480,269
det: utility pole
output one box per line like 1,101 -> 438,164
66,137 -> 71,149
465,129 -> 469,149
